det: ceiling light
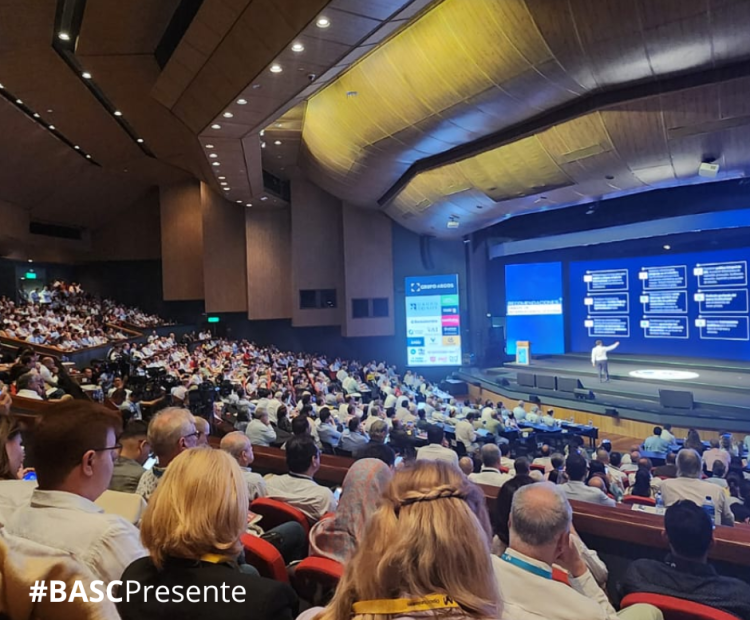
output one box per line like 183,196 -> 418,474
211,124 -> 221,129
33,113 -> 40,118
206,144 -> 214,149
15,99 -> 22,104
663,245 -> 671,250
74,145 -> 80,150
222,187 -> 230,191
223,112 -> 233,118
136,138 -> 144,143
261,142 -> 266,148
209,153 -> 218,158
220,182 -> 227,186
274,140 -> 282,145
316,16 -> 331,28
246,203 -> 252,207
82,71 -> 92,79
291,42 -> 305,53
237,98 -> 247,105
236,200 -> 242,204
114,110 -> 122,117
58,32 -> 70,41
270,64 -> 283,74
218,176 -> 226,180
260,130 -> 265,137
86,154 -> 91,159
260,196 -> 268,201
0,83 -> 4,89
48,125 -> 55,130
212,162 -> 220,166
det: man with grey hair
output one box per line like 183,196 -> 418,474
136,407 -> 198,501
469,444 -> 511,488
220,431 -> 267,500
245,406 -> 277,447
496,483 -> 662,620
660,449 -> 734,526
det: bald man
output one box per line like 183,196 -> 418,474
194,416 -> 210,447
220,431 -> 267,500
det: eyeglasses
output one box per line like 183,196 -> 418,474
93,444 -> 122,453
183,431 -> 202,441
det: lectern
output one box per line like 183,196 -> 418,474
516,341 -> 531,365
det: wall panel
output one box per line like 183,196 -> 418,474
245,208 -> 291,320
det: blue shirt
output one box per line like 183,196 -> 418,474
644,435 -> 671,453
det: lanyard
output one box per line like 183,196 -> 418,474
352,595 -> 460,615
200,553 -> 234,564
500,553 -> 552,580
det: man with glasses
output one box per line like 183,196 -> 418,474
109,420 -> 151,493
1,400 -> 147,582
136,407 -> 200,502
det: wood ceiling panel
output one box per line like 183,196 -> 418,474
0,0 -> 55,53
304,8 -> 381,46
328,0 -> 407,20
718,76 -> 750,119
641,14 -> 712,75
661,84 -> 720,131
709,0 -> 750,63
600,100 -> 671,171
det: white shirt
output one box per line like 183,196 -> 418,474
661,428 -> 676,443
265,474 -> 336,521
170,385 -> 188,401
469,467 -> 511,488
383,393 -> 397,409
245,419 -> 277,447
241,467 -> 267,501
591,342 -> 618,364
16,389 -> 42,400
494,550 -> 618,620
455,419 -> 477,448
560,481 -> 615,507
2,489 -> 146,583
416,443 -> 459,467
660,476 -> 734,526
0,480 -> 36,526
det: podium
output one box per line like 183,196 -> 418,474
515,341 -> 531,365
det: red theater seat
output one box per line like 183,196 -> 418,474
241,534 -> 289,583
499,466 -> 510,474
620,593 -> 741,620
292,556 -> 344,605
622,495 -> 657,507
530,463 -> 546,473
250,497 -> 310,536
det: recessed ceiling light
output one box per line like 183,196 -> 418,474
316,16 -> 331,28
58,32 -> 70,41
274,140 -> 282,145
218,176 -> 226,180
237,98 -> 247,105
220,182 -> 227,186
82,71 -> 92,79
206,144 -> 214,149
246,203 -> 252,207
48,125 -> 55,130
261,142 -> 266,148
260,129 -> 265,137
114,110 -> 122,117
260,196 -> 268,201
0,83 -> 4,89
74,145 -> 80,150
211,124 -> 221,129
212,162 -> 220,166
223,112 -> 233,118
222,187 -> 230,191
291,42 -> 305,53
86,154 -> 91,159
236,200 -> 242,203
33,113 -> 40,118
15,99 -> 22,104
270,64 -> 283,74
663,245 -> 671,250
252,84 -> 262,89
136,138 -> 144,143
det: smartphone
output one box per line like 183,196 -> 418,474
23,471 -> 37,481
143,456 -> 157,470
395,456 -> 404,468
333,487 -> 343,502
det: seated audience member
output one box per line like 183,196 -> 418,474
220,431 -> 267,500
136,407 -> 199,501
596,449 -> 627,492
109,421 -> 150,493
118,449 -> 298,620
339,417 -> 368,454
299,460 -> 501,620
532,444 -> 552,471
542,408 -> 556,427
684,428 -> 705,455
547,453 -> 567,484
643,427 -> 670,454
707,460 -> 729,490
246,407 -> 277,447
499,442 -> 515,472
354,442 -> 396,468
628,468 -> 653,499
661,424 -> 675,443
513,457 -> 541,481
0,415 -> 25,482
1,401 -> 146,582
309,458 -> 392,564
621,449 -> 640,474
266,435 -> 337,521
455,412 -> 478,452
194,416 -> 210,447
15,372 -> 43,400
587,461 -> 614,498
653,451 -> 677,479
730,479 -> 750,524
525,405 -> 540,425
415,424 -> 459,467
469,444 -> 511,488
561,453 -> 616,507
497,483 -> 660,620
317,407 -> 342,449
459,456 -> 474,476
621,500 -> 750,619
513,400 -> 527,421
660,449 -> 733,526
703,438 -> 730,474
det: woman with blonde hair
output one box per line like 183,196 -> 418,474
299,459 -> 501,620
118,448 -> 298,620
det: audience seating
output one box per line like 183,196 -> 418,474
530,463 -> 546,473
292,556 -> 344,606
499,466 -> 510,474
250,498 -> 310,536
240,533 -> 289,583
622,495 -> 657,507
94,490 -> 147,525
620,593 -> 741,620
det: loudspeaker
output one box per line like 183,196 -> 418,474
499,378 -> 510,387
529,395 -> 542,405
517,372 -> 535,387
605,407 -> 619,417
558,377 -> 584,393
659,389 -> 694,410
536,374 -> 556,390
419,235 -> 435,270
574,388 -> 595,400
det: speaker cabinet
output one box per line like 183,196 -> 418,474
517,372 -> 535,387
535,375 -> 556,390
558,377 -> 583,393
659,389 -> 694,410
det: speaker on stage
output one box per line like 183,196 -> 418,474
659,389 -> 694,410
574,388 -> 595,400
535,375 -> 556,390
517,372 -> 535,387
605,407 -> 619,417
558,377 -> 584,393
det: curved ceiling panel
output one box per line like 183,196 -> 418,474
300,0 -> 750,221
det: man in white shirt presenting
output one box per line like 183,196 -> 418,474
591,340 -> 620,382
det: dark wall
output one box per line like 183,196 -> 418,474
0,258 -> 75,301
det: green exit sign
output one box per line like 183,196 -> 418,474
25,272 -> 37,280
207,316 -> 220,323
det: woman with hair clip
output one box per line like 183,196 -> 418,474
299,459 -> 501,620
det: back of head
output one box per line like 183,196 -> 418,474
347,417 -> 360,433
513,456 -> 530,476
369,419 -> 388,443
31,400 -> 122,490
709,438 -> 720,449
676,449 -> 702,479
565,453 -> 588,481
550,452 -> 565,470
320,460 -> 500,620
480,443 -> 501,469
147,407 -> 195,460
666,451 -> 677,465
286,435 -> 318,474
632,469 -> 652,497
319,407 -> 331,424
653,426 -> 662,436
494,476 -> 536,545
712,459 -> 726,478
596,448 -> 609,464
355,442 -> 395,467
426,423 -> 444,445
292,415 -> 310,436
141,448 -> 247,569
219,431 -> 250,461
510,482 -> 571,549
610,451 -> 622,467
540,444 -> 550,457
664,500 -> 712,560
500,442 -> 510,457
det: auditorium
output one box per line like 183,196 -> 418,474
2,1 -> 750,619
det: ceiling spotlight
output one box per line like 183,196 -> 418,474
220,182 -> 227,186
218,176 -> 226,180
136,138 -> 144,143
58,32 -> 70,41
223,112 -> 233,118
82,71 -> 92,79
236,98 -> 247,105
270,64 -> 283,74
222,187 -> 230,191
0,83 -> 4,89
114,110 -> 122,117
85,154 -> 91,159
261,142 -> 266,148
291,42 -> 305,53
206,144 -> 214,149
33,113 -> 40,118
49,125 -> 56,130
212,162 -> 220,166
15,99 -> 22,104
260,196 -> 268,201
663,245 -> 671,250
246,203 -> 252,207
274,140 -> 282,145
236,200 -> 242,204
74,145 -> 80,150
209,153 -> 218,158
211,124 -> 221,129
316,16 -> 331,28
27,259 -> 33,263
260,130 -> 265,137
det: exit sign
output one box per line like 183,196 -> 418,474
25,272 -> 37,280
207,316 -> 220,323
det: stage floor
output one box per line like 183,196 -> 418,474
461,353 -> 750,429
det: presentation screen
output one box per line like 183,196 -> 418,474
570,248 -> 750,361
405,274 -> 461,367
505,262 -> 565,355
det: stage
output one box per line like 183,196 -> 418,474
457,353 -> 750,433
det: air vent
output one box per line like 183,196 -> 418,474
29,221 -> 83,240
262,170 -> 290,202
